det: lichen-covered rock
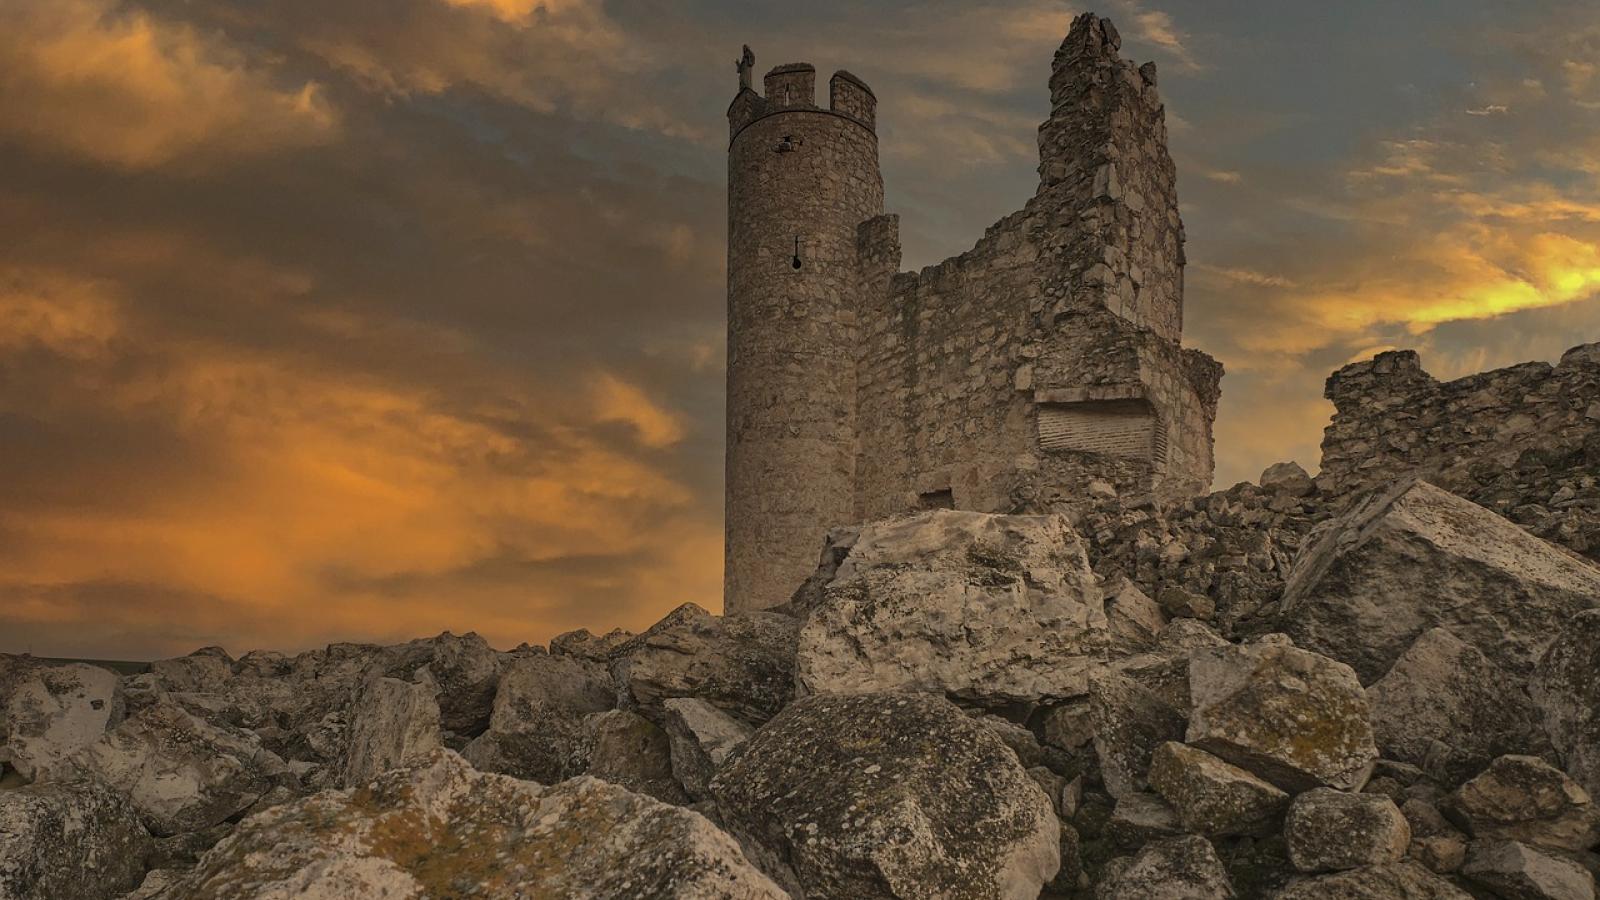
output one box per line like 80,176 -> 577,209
1285,789 -> 1410,873
585,708 -> 688,805
1367,628 -> 1550,783
68,700 -> 291,836
1147,741 -> 1288,837
1461,840 -> 1597,900
0,780 -> 152,900
710,691 -> 1058,899
1532,609 -> 1600,800
1272,861 -> 1472,899
1089,669 -> 1186,800
1280,479 -> 1600,682
795,510 -> 1108,705
662,697 -> 753,802
164,751 -> 785,899
1097,835 -> 1236,899
613,602 -> 798,726
1451,755 -> 1600,852
4,662 -> 123,782
1187,639 -> 1378,792
460,652 -> 613,783
1106,792 -> 1183,848
338,677 -> 441,788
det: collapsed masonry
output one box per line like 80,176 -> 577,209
725,13 -> 1222,613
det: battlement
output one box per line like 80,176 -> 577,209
728,47 -> 878,140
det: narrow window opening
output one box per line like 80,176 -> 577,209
791,235 -> 803,270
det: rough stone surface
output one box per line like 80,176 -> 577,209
1104,576 -> 1167,652
164,751 -> 786,899
0,780 -> 152,900
1285,789 -> 1410,873
460,652 -> 612,783
710,691 -> 1058,899
1147,740 -> 1288,837
1451,755 -> 1600,852
612,602 -> 798,726
725,11 -> 1222,614
661,697 -> 753,802
1260,462 -> 1315,498
3,662 -> 123,782
338,677 -> 441,788
585,709 -> 688,805
1280,479 -> 1600,682
1461,839 -> 1597,900
68,700 -> 291,836
382,631 -> 501,734
796,510 -> 1107,704
1187,640 -> 1378,792
1532,608 -> 1600,800
1367,628 -> 1550,783
1089,669 -> 1187,800
1097,835 -> 1236,899
1272,862 -> 1473,899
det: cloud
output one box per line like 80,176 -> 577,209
0,0 -> 337,169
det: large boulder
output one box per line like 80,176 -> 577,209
1367,628 -> 1549,783
661,697 -> 753,802
584,709 -> 688,805
1532,609 -> 1600,800
794,510 -> 1107,705
338,677 -> 442,788
613,603 -> 798,726
148,647 -> 234,694
1272,862 -> 1472,899
4,662 -> 123,782
1089,669 -> 1187,800
1097,834 -> 1236,899
1187,639 -> 1378,792
164,751 -> 785,899
710,691 -> 1059,899
1147,741 -> 1289,837
1460,840 -> 1596,900
1450,755 -> 1600,852
1284,789 -> 1410,873
67,700 -> 292,835
460,652 -> 614,783
1280,479 -> 1600,682
0,780 -> 152,900
378,632 -> 502,734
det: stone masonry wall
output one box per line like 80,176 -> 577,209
851,13 -> 1219,523
1319,342 -> 1600,559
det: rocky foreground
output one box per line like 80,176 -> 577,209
3,472 -> 1600,899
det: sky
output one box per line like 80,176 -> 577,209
2,0 -> 1598,659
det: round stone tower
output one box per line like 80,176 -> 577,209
724,54 -> 883,613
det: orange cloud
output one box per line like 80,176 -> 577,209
0,0 -> 337,168
0,265 -> 718,657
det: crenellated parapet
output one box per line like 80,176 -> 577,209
727,51 -> 878,141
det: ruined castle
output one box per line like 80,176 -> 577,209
724,14 -> 1223,612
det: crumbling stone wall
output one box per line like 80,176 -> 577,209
850,13 -> 1219,524
1320,343 -> 1600,559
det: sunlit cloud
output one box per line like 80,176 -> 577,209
0,0 -> 337,168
